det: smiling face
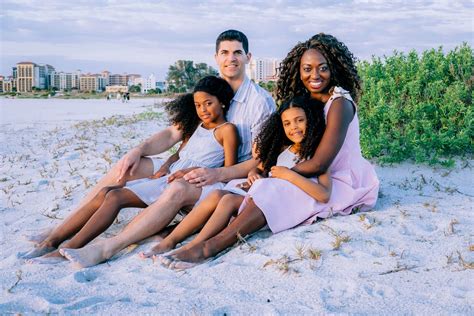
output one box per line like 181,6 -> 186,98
215,40 -> 250,82
193,91 -> 225,127
300,49 -> 331,101
281,106 -> 307,146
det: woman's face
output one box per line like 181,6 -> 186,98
281,106 -> 307,145
299,49 -> 331,100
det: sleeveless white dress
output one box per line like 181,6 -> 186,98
125,123 -> 228,205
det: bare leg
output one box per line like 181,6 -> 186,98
60,179 -> 202,268
22,158 -> 154,254
26,189 -> 145,264
19,185 -> 122,259
169,197 -> 266,269
171,194 -> 243,255
140,190 -> 229,258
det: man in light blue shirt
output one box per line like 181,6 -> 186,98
54,30 -> 275,267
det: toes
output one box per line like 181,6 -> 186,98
169,259 -> 198,271
138,251 -> 153,259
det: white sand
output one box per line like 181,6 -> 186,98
0,98 -> 473,314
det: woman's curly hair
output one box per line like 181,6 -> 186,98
254,95 -> 326,173
276,33 -> 361,104
164,93 -> 199,141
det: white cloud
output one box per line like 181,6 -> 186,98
0,0 -> 471,77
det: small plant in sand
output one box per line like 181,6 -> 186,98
79,174 -> 94,189
7,270 -> 23,293
332,234 -> 351,250
456,251 -> 474,270
102,149 -> 113,166
67,161 -> 78,176
263,255 -> 300,274
445,218 -> 459,235
358,214 -> 380,229
236,232 -> 257,252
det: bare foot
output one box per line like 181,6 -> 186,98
26,250 -> 66,264
17,245 -> 56,259
172,242 -> 208,264
138,240 -> 176,259
23,228 -> 53,244
60,244 -> 109,269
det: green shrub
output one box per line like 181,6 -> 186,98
358,43 -> 473,164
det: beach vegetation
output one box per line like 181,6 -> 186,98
166,60 -> 218,92
358,43 -> 473,165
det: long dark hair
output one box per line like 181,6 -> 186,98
254,95 -> 326,173
276,33 -> 361,104
165,93 -> 199,141
165,76 -> 234,141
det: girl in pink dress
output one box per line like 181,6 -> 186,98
164,33 -> 380,269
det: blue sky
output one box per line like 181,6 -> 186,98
1,0 -> 472,80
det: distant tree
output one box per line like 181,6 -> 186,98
129,85 -> 141,93
166,60 -> 218,92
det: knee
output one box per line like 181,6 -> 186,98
221,194 -> 243,208
208,189 -> 228,201
97,186 -> 114,200
104,189 -> 127,206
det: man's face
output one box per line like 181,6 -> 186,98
215,40 -> 250,81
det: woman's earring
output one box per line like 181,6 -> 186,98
222,105 -> 225,108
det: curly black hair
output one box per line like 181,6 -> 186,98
276,33 -> 361,105
193,75 -> 234,115
254,95 -> 326,173
164,93 -> 200,141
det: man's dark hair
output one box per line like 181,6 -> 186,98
215,29 -> 249,54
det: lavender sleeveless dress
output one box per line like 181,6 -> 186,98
125,123 -> 228,205
240,87 -> 380,233
223,146 -> 301,196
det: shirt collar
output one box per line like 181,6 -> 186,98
232,76 -> 250,104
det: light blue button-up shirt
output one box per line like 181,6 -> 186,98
226,76 -> 276,162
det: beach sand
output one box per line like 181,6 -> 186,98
0,98 -> 473,314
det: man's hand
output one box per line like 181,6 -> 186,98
270,166 -> 295,182
167,167 -> 199,183
116,148 -> 142,182
183,167 -> 219,187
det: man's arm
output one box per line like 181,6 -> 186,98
117,125 -> 183,181
183,158 -> 259,187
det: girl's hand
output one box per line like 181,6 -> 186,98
247,169 -> 263,185
168,167 -> 199,183
149,165 -> 170,179
270,166 -> 295,182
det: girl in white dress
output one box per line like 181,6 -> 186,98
140,96 -> 332,264
23,76 -> 239,263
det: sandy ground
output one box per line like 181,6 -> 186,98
0,98 -> 473,314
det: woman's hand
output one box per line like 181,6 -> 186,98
270,166 -> 295,182
168,167 -> 199,183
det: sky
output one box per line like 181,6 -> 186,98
0,0 -> 472,80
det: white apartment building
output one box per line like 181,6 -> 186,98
50,71 -> 80,91
246,58 -> 280,83
141,74 -> 156,93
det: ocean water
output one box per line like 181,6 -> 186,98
0,97 -> 162,128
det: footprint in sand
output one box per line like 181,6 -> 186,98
73,269 -> 98,283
